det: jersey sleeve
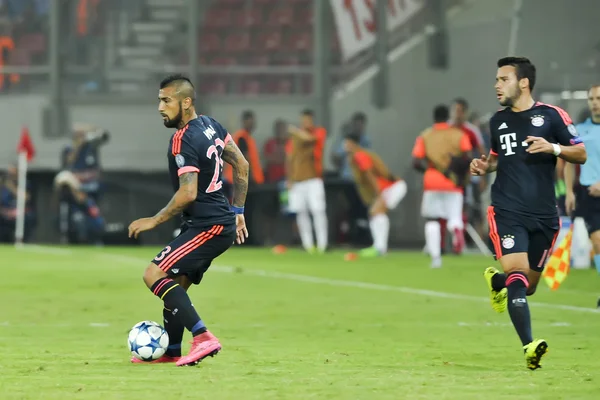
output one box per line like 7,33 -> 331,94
549,106 -> 583,146
175,135 -> 202,176
459,133 -> 473,152
489,117 -> 498,155
412,137 -> 425,158
314,127 -> 327,156
353,151 -> 373,171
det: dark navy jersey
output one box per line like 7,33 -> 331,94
489,102 -> 584,218
167,115 -> 234,226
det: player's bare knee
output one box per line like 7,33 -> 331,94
143,263 -> 167,288
499,253 -> 529,275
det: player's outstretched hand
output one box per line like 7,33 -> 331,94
128,217 -> 158,239
524,136 -> 553,154
470,154 -> 489,176
235,214 -> 249,244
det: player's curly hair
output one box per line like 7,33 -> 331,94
497,57 -> 536,91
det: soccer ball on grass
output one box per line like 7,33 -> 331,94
128,320 -> 169,361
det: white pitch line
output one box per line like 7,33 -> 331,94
15,244 -> 73,255
92,252 -> 600,315
13,248 -> 600,315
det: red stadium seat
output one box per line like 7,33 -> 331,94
204,8 -> 232,28
209,57 -> 237,66
235,9 -> 262,27
241,79 -> 261,95
198,33 -> 221,53
265,78 -> 293,94
200,76 -> 227,95
288,31 -> 312,51
267,8 -> 294,26
256,31 -> 283,52
224,32 -> 251,53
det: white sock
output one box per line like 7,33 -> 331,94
425,220 -> 441,259
296,211 -> 314,250
312,210 -> 328,251
369,213 -> 390,254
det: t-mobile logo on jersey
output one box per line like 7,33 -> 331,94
499,133 -> 528,156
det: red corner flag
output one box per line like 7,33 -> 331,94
17,126 -> 35,161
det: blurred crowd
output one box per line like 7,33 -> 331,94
0,0 -> 104,92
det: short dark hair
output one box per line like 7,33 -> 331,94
302,109 -> 314,117
497,57 -> 537,91
352,112 -> 367,123
159,74 -> 196,102
345,132 -> 361,144
453,97 -> 468,110
242,110 -> 254,120
433,105 -> 449,123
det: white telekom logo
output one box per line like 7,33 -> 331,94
499,133 -> 528,156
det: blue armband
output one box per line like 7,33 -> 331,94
231,205 -> 245,215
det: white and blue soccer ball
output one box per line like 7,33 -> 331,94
128,320 -> 169,361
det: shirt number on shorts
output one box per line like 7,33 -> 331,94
154,246 -> 172,261
206,138 -> 225,193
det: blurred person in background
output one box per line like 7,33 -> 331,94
451,98 -> 486,252
345,132 -> 406,257
286,109 -> 328,253
223,111 -> 263,245
331,112 -> 371,245
263,119 -> 289,246
565,85 -> 600,277
413,105 -> 472,268
224,110 -> 264,187
54,170 -> 105,244
0,162 -> 36,243
61,123 -> 109,201
264,119 -> 288,183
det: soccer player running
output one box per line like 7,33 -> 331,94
564,85 -> 600,305
471,57 -> 586,370
344,132 -> 407,257
128,74 -> 250,366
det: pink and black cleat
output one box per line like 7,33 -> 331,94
176,331 -> 221,367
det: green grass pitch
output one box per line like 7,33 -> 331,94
1,245 -> 599,399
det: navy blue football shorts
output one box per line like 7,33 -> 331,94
151,223 -> 236,284
487,206 -> 559,272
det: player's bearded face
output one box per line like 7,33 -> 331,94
163,102 -> 183,128
498,80 -> 522,107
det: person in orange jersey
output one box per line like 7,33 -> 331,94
412,105 -> 473,268
286,109 -> 328,253
345,133 -> 407,257
224,111 -> 264,187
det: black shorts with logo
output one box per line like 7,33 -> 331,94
151,223 -> 236,284
576,185 -> 600,235
486,206 -> 560,272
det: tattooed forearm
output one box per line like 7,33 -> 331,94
222,140 -> 249,207
153,172 -> 197,224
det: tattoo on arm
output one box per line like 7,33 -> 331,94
153,172 -> 198,224
222,140 -> 249,207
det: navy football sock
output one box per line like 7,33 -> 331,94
163,307 -> 184,357
151,278 -> 206,336
506,272 -> 533,346
491,272 -> 507,291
